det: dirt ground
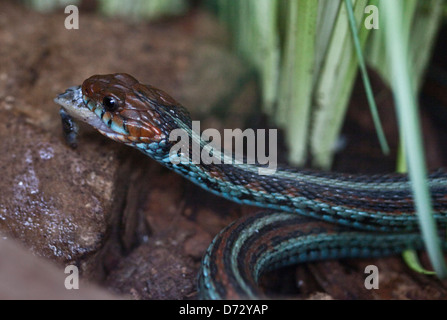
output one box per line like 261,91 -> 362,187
1,1 -> 447,299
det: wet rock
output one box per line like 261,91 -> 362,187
0,108 -> 131,279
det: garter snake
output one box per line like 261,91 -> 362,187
54,73 -> 447,299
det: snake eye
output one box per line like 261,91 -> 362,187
103,96 -> 118,111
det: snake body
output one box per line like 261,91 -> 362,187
54,73 -> 447,299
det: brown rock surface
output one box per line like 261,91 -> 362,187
0,107 -> 129,278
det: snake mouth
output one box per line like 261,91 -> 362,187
54,86 -> 126,142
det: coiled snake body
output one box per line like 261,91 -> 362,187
55,73 -> 447,299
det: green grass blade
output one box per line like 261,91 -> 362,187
98,0 -> 188,20
398,143 -> 437,276
213,0 -> 280,114
276,0 -> 318,165
381,0 -> 447,278
410,0 -> 445,90
249,0 -> 280,114
367,0 -> 443,92
313,0 -> 342,88
402,250 -> 437,276
310,0 -> 373,169
344,0 -> 389,156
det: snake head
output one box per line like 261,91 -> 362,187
56,73 -> 191,149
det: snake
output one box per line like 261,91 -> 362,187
54,73 -> 447,299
